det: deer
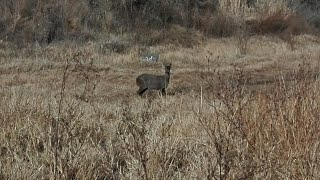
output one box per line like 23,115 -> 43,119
136,63 -> 172,96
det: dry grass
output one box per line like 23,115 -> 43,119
0,33 -> 320,179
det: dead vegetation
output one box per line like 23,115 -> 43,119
0,0 -> 318,47
0,0 -> 320,179
0,33 -> 320,179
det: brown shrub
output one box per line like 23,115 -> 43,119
248,12 -> 314,35
249,12 -> 287,34
284,13 -> 314,35
198,11 -> 239,37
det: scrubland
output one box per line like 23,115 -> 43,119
1,0 -> 320,179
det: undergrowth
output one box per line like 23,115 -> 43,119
0,51 -> 319,179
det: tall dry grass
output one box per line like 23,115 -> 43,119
0,39 -> 320,179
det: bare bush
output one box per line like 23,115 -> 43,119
197,63 -> 320,179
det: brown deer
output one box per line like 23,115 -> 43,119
136,63 -> 172,96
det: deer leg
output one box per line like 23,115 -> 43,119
137,87 -> 148,96
161,88 -> 166,96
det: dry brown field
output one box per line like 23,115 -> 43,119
0,33 -> 320,179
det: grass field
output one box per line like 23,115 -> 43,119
0,33 -> 320,179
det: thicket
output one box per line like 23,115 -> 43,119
0,0 -> 318,46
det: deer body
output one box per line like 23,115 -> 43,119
136,64 -> 171,96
